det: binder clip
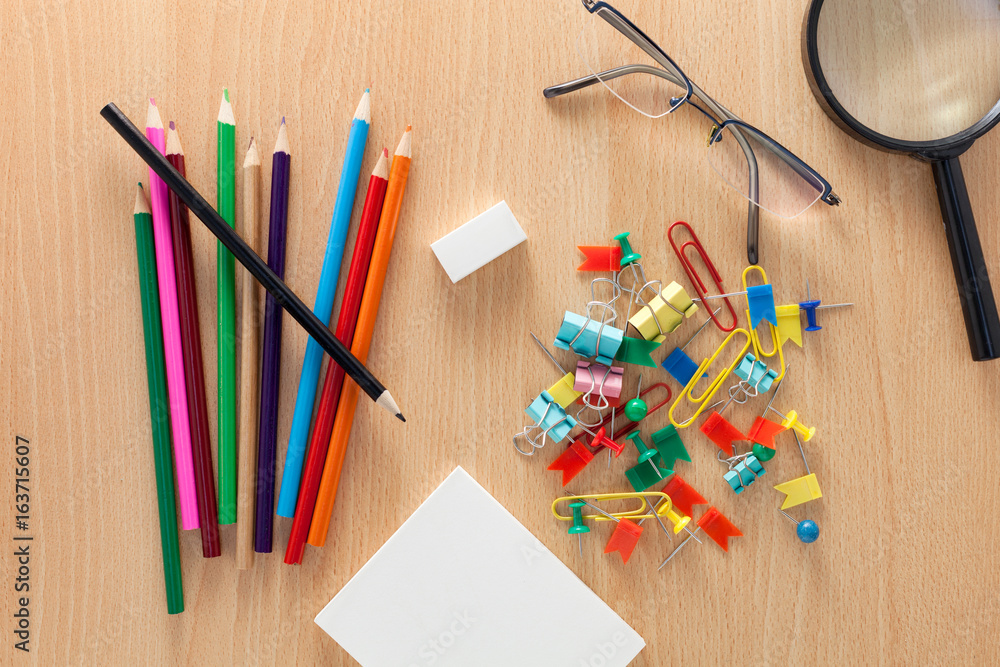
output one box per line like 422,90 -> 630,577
661,308 -> 718,386
668,328 -> 752,428
554,278 -> 624,364
627,280 -> 698,343
658,506 -> 742,568
573,361 -> 624,410
733,353 -> 779,393
667,221 -> 738,331
530,332 -> 584,408
577,245 -> 622,272
513,390 -> 578,456
778,508 -> 820,543
719,448 -> 766,494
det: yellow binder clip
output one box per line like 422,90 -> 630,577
668,328 -> 752,428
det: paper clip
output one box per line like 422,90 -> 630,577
573,382 -> 672,442
551,492 -> 690,532
742,266 -> 785,383
668,328 -> 752,428
668,221 -> 738,332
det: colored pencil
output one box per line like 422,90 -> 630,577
278,90 -> 371,518
166,122 -> 220,558
133,184 -> 184,614
285,148 -> 389,564
145,99 -> 198,530
236,138 -> 262,570
100,103 -> 405,420
217,89 -> 238,524
255,120 -> 291,553
308,127 -> 412,547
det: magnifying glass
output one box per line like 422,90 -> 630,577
802,0 -> 1000,361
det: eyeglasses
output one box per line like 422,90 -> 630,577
544,0 -> 841,264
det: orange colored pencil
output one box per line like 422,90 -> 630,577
307,127 -> 412,547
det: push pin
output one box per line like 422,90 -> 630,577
624,374 -> 648,422
588,426 -> 625,457
798,279 -> 854,332
568,500 -> 590,556
614,231 -> 642,267
626,431 -> 660,475
776,409 -> 816,442
779,509 -> 820,544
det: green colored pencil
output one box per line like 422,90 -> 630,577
217,89 -> 237,523
133,184 -> 184,614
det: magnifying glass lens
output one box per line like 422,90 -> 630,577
816,0 -> 1000,141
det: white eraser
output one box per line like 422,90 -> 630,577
431,201 -> 527,282
314,467 -> 645,667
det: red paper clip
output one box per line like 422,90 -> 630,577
668,221 -> 738,332
578,382 -> 672,443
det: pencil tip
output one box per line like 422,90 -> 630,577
405,124 -> 412,131
168,120 -> 175,130
138,182 -> 143,189
281,116 -> 286,125
383,147 -> 388,157
365,87 -> 370,93
396,413 -> 406,423
149,97 -> 156,106
224,87 -> 229,102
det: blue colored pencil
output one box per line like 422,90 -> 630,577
255,119 -> 291,553
276,90 -> 371,517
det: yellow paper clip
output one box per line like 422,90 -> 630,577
551,492 -> 690,533
742,266 -> 785,383
668,328 -> 751,428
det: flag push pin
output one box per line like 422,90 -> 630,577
661,308 -> 720,386
577,499 -> 644,564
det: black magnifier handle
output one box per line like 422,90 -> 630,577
932,157 -> 1000,361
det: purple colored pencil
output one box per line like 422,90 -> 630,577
255,119 -> 291,553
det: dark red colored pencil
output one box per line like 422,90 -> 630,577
284,148 -> 390,564
166,122 -> 220,558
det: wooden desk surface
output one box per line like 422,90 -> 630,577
3,0 -> 999,664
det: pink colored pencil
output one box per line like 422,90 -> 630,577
146,99 -> 198,530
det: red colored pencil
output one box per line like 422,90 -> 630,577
284,148 -> 390,564
166,122 -> 220,558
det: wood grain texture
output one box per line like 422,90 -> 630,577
2,0 -> 999,664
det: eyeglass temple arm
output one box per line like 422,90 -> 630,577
543,64 -> 761,263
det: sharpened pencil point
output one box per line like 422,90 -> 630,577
169,120 -> 175,130
396,413 -> 406,423
224,87 -> 229,102
150,97 -> 156,106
